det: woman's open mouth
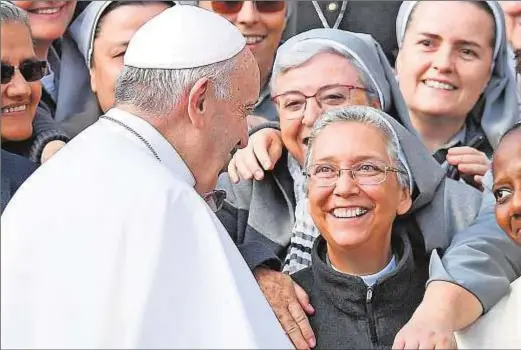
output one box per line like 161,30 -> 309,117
27,3 -> 69,17
1,104 -> 28,114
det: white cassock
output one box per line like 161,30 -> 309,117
1,108 -> 293,349
455,277 -> 521,349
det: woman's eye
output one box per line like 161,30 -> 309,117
418,39 -> 433,47
460,47 -> 478,58
357,163 -> 380,173
493,188 -> 513,203
284,101 -> 304,110
315,165 -> 335,174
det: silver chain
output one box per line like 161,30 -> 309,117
100,115 -> 161,162
312,1 -> 348,30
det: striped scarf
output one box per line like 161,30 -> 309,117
282,155 -> 320,275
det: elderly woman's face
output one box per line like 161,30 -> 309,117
199,1 -> 286,84
1,22 -> 41,141
274,52 -> 379,166
493,129 -> 521,246
90,3 -> 170,112
13,1 -> 76,44
396,1 -> 494,124
308,122 -> 411,251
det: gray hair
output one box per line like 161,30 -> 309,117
0,1 -> 30,31
270,40 -> 380,102
304,106 -> 411,191
114,56 -> 236,117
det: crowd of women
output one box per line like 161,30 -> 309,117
1,1 -> 520,349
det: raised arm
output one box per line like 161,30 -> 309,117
394,172 -> 521,348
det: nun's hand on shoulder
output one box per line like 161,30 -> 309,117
227,128 -> 283,183
446,146 -> 490,186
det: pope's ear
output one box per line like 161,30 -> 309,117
187,77 -> 209,129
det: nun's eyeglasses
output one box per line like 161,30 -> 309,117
211,1 -> 285,15
272,84 -> 370,120
303,162 -> 405,187
1,61 -> 47,84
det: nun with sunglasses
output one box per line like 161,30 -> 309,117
1,1 -> 69,165
197,1 -> 293,125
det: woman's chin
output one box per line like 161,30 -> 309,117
1,126 -> 33,142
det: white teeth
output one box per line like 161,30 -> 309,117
244,36 -> 264,44
34,8 -> 60,14
332,207 -> 368,218
1,105 -> 27,113
424,79 -> 456,90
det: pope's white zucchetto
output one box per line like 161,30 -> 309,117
124,5 -> 246,70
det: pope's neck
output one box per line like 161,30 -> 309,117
326,235 -> 393,276
409,109 -> 466,153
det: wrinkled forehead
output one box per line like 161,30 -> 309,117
231,49 -> 261,101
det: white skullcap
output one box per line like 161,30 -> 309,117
124,5 -> 246,69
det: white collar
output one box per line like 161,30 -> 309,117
104,108 -> 196,188
328,253 -> 397,287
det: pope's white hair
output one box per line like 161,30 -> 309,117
114,57 -> 236,118
304,106 -> 410,191
270,40 -> 379,102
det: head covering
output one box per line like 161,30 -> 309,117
397,1 -> 504,61
273,28 -> 411,126
69,1 -> 176,68
396,1 -> 521,149
125,5 -> 246,69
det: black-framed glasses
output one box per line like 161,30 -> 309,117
303,161 -> 405,187
1,61 -> 47,84
272,84 -> 370,120
203,189 -> 227,212
211,1 -> 286,15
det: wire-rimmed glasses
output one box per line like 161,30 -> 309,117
272,84 -> 370,120
303,161 -> 405,187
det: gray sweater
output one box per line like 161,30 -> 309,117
292,223 -> 428,349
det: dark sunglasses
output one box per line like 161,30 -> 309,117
1,61 -> 48,84
211,1 -> 285,15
